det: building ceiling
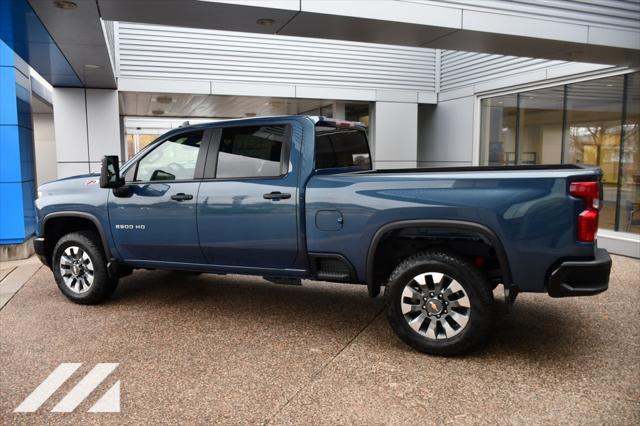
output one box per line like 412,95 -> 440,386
118,92 -> 334,119
26,0 -> 116,88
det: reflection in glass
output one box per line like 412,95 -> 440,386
136,131 -> 203,181
480,95 -> 517,165
126,133 -> 161,160
518,86 -> 564,164
618,73 -> 640,233
478,72 -> 639,235
216,125 -> 286,179
564,76 -> 624,231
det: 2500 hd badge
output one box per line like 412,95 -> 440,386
114,224 -> 146,230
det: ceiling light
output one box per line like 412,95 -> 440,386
151,110 -> 165,115
154,96 -> 173,104
53,0 -> 77,10
84,64 -> 101,69
256,18 -> 275,26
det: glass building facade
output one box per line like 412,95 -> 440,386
480,72 -> 640,234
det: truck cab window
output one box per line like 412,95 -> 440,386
136,131 -> 204,181
315,127 -> 371,170
122,164 -> 136,182
216,125 -> 288,178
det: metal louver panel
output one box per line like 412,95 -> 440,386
440,50 -> 568,92
117,22 -> 437,92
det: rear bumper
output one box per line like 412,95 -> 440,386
547,248 -> 611,297
33,237 -> 49,267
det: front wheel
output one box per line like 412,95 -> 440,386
52,231 -> 118,305
384,250 -> 494,356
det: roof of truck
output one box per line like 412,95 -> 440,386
174,115 -> 366,131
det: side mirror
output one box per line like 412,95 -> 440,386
99,155 -> 124,188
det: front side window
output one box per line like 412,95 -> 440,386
136,131 -> 204,181
315,126 -> 371,169
216,125 -> 287,179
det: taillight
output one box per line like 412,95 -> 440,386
569,181 -> 600,242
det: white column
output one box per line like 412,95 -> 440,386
332,101 -> 346,120
33,112 -> 57,186
418,97 -> 474,168
53,88 -> 120,177
372,101 -> 417,169
86,90 -> 121,172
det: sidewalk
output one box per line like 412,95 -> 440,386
0,256 -> 42,310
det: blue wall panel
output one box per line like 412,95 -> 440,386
0,126 -> 22,182
0,183 -> 26,243
0,39 -> 36,245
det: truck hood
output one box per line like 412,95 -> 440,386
38,173 -> 102,196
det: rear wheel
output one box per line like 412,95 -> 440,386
52,231 -> 118,305
384,250 -> 493,356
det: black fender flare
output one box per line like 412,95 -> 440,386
42,211 -> 113,259
365,219 -> 513,297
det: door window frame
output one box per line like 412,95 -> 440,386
202,123 -> 293,181
122,128 -> 215,184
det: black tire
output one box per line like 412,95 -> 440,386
384,250 -> 493,356
52,230 -> 118,305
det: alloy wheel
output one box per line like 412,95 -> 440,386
400,272 -> 471,340
59,246 -> 95,294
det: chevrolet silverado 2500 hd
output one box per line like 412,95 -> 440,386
34,116 -> 612,355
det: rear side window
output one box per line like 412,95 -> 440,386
315,127 -> 371,169
216,125 -> 288,179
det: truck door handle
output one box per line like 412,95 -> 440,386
263,191 -> 291,200
171,193 -> 193,201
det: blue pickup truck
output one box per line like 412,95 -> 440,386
34,115 -> 611,355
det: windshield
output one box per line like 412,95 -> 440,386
315,126 -> 371,170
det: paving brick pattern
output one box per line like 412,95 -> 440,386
0,256 -> 638,424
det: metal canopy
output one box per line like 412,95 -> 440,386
27,0 -> 116,88
10,0 -> 640,89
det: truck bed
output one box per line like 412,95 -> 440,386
305,164 -> 602,293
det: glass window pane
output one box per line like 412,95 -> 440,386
136,131 -> 203,182
126,133 -> 161,160
315,127 -> 371,169
216,125 -> 286,179
618,72 -> 640,234
517,87 -> 564,164
345,103 -> 370,126
564,76 -> 625,231
480,95 -> 517,165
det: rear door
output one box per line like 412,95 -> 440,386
109,129 -> 211,264
197,122 -> 299,269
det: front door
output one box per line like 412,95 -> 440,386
109,129 -> 210,264
197,123 -> 299,269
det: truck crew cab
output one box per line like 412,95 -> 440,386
34,116 -> 612,355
